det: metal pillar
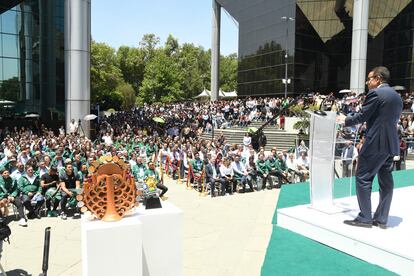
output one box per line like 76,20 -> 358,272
211,0 -> 221,102
65,0 -> 91,136
350,0 -> 369,95
281,16 -> 294,98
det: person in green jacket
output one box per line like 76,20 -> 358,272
18,165 -> 44,219
266,153 -> 291,189
0,167 -> 27,226
256,153 -> 270,190
144,162 -> 168,199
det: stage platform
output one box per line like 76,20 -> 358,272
278,186 -> 414,275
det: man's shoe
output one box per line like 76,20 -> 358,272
18,218 -> 27,227
160,196 -> 168,201
73,212 -> 81,219
373,221 -> 387,229
60,212 -> 67,220
35,211 -> 41,219
343,219 -> 372,228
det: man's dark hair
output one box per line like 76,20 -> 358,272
371,66 -> 390,82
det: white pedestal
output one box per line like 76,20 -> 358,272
81,212 -> 143,276
277,186 -> 414,275
135,201 -> 183,276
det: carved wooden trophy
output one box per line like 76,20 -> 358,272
78,156 -> 137,222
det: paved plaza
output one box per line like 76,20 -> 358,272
1,177 -> 280,276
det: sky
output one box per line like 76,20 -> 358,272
91,0 -> 238,56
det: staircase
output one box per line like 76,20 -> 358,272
200,122 -> 298,152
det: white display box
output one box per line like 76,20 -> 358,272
81,212 -> 143,276
135,201 -> 183,276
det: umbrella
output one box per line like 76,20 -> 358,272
153,117 -> 165,124
25,113 -> 40,118
339,89 -> 352,94
393,86 -> 406,91
247,127 -> 258,134
84,114 -> 98,121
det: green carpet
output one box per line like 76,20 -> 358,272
262,169 -> 414,276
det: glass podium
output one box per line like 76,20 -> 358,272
308,111 -> 352,213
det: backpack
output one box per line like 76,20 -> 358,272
0,218 -> 11,244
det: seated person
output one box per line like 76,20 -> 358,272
219,158 -> 236,195
189,152 -> 204,190
144,162 -> 168,200
59,163 -> 81,220
205,157 -> 220,197
231,155 -> 254,192
0,167 -> 27,226
40,166 -> 60,217
256,153 -> 270,190
18,165 -> 44,219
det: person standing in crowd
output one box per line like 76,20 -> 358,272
337,66 -> 403,229
341,140 -> 358,177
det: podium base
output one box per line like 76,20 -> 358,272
278,187 -> 414,275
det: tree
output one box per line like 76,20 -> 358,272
91,41 -> 123,110
220,53 -> 238,92
139,50 -> 183,103
117,82 -> 136,110
139,33 -> 160,61
178,43 -> 210,98
117,46 -> 146,95
165,34 -> 179,57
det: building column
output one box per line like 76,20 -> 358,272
65,0 -> 91,136
350,0 -> 369,95
211,0 -> 221,102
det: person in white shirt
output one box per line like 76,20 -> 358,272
231,155 -> 253,192
219,158 -> 235,195
296,151 -> 310,179
69,119 -> 78,134
286,153 -> 306,182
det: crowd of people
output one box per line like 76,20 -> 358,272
0,91 -> 413,228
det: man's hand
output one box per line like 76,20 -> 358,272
8,196 -> 14,202
336,114 -> 347,124
28,192 -> 34,197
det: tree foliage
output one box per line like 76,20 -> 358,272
91,33 -> 238,108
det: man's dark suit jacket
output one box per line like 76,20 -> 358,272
345,83 -> 403,156
205,163 -> 219,179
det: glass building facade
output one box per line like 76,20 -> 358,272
0,0 -> 64,120
218,0 -> 414,97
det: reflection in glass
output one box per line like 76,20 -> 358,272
1,10 -> 19,34
2,58 -> 19,80
1,34 -> 20,58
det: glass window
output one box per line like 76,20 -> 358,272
1,10 -> 19,34
2,58 -> 19,80
2,34 -> 20,58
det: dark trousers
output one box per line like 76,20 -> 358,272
236,175 -> 254,192
356,153 -> 394,224
21,194 -> 44,215
269,170 -> 290,186
207,177 -> 219,197
257,173 -> 270,190
157,183 -> 168,197
12,197 -> 25,219
60,191 -> 78,214
219,177 -> 236,195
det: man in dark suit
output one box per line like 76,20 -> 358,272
205,157 -> 220,197
337,66 -> 403,229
